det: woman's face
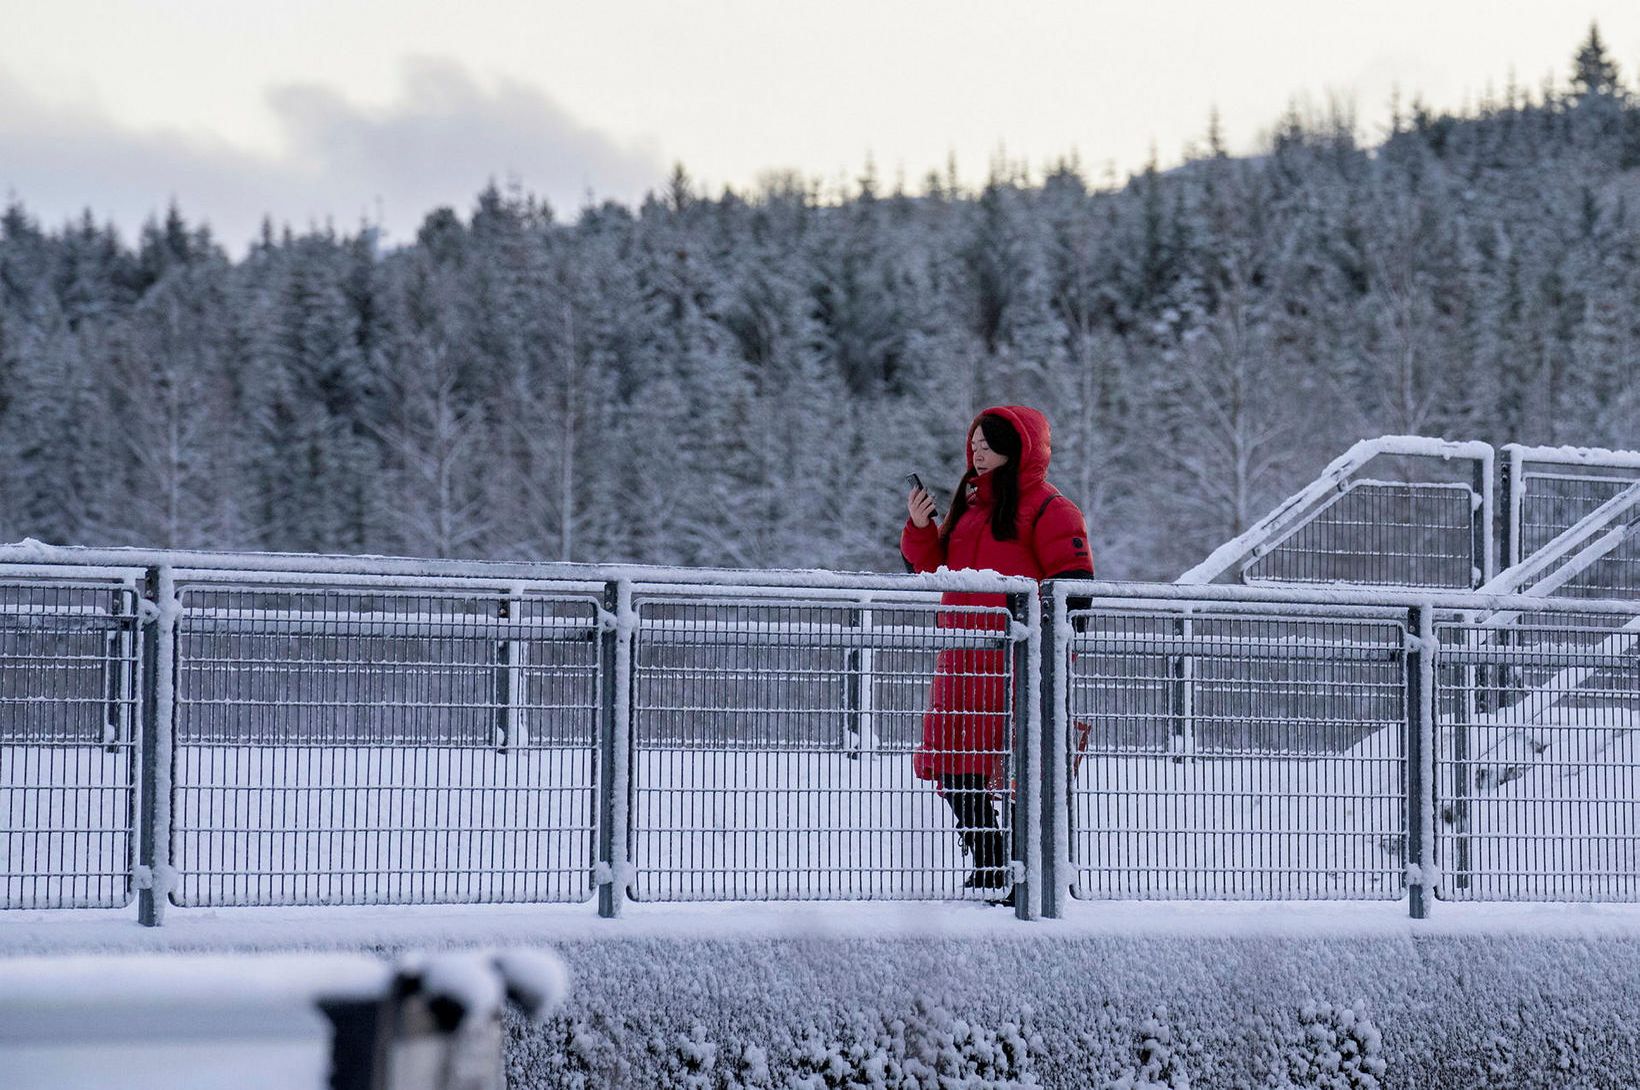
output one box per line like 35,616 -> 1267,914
970,428 -> 1010,475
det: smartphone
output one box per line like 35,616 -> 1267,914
905,473 -> 940,521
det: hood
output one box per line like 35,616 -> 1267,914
967,405 -> 1051,488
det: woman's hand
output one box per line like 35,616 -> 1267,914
908,486 -> 936,528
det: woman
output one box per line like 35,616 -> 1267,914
901,405 -> 1093,894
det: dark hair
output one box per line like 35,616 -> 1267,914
940,413 -> 1023,543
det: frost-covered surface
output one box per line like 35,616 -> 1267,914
521,926 -> 1640,1089
6,901 -> 1640,1088
493,948 -> 572,1023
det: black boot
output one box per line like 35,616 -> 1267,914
963,828 -> 1008,890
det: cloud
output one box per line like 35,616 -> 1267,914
0,59 -> 664,251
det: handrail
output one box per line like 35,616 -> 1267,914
1480,479 -> 1640,601
1502,443 -> 1640,470
0,540 -> 1034,598
1177,435 -> 1493,586
1048,578 -> 1640,619
1501,442 -> 1640,569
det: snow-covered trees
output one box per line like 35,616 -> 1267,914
2,33 -> 1639,577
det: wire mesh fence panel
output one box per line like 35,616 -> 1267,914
1066,607 -> 1408,900
0,581 -> 140,908
1517,472 -> 1640,600
1244,481 -> 1478,589
169,584 -> 602,907
629,594 -> 1020,901
1435,611 -> 1640,901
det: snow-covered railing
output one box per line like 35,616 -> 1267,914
1500,443 -> 1640,599
0,550 -> 1044,923
1482,480 -> 1640,599
1178,436 -> 1494,590
1038,578 -> 1640,918
5,546 -> 1637,926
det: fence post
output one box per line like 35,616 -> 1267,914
1405,606 -> 1435,919
137,566 -> 177,927
1009,589 -> 1040,921
1169,611 -> 1195,763
843,607 -> 876,759
1039,582 -> 1068,919
597,580 -> 633,918
103,587 -> 135,754
1498,453 -> 1517,572
493,592 -> 528,752
1471,459 -> 1492,587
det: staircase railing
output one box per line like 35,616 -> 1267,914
1498,443 -> 1640,601
1178,436 -> 1494,589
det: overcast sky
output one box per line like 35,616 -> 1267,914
4,1 -> 1639,251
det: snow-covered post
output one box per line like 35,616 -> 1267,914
597,580 -> 634,918
137,566 -> 178,927
492,591 -> 528,752
1404,606 -> 1437,919
1009,589 -> 1041,921
1039,581 -> 1069,919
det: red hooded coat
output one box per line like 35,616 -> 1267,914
900,405 -> 1093,781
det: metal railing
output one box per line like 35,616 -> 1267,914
167,577 -> 605,909
627,588 -> 1031,902
1435,609 -> 1640,902
1058,600 -> 1409,902
1500,444 -> 1640,601
4,543 -> 1638,925
1037,580 -> 1640,919
1179,436 -> 1494,589
0,575 -> 141,909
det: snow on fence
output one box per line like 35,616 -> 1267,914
627,591 -> 1028,903
1178,436 -> 1494,589
1501,443 -> 1640,601
1434,611 -> 1640,901
0,577 -> 141,909
1060,602 -> 1409,902
2,546 -> 1639,925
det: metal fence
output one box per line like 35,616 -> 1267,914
0,576 -> 141,909
628,589 -> 1029,902
167,578 -> 605,908
1434,610 -> 1640,901
4,545 -> 1639,925
1244,480 -> 1481,589
1059,599 -> 1409,902
1502,444 -> 1640,601
1179,437 -> 1494,589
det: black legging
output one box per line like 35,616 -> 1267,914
938,773 -> 1006,872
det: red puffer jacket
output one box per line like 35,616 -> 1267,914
900,405 -> 1093,781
